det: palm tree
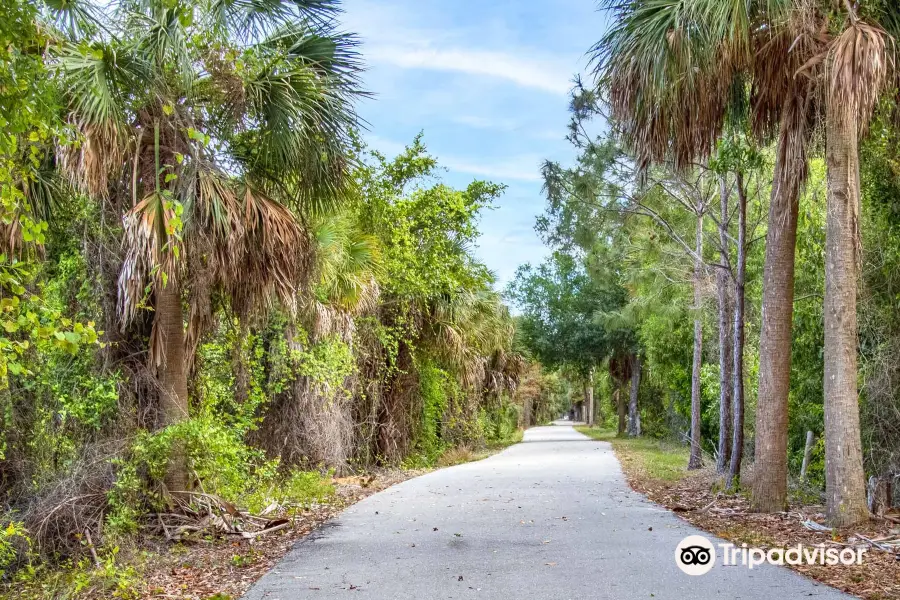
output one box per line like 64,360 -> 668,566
593,0 -> 818,506
308,213 -> 382,336
42,0 -> 363,488
813,4 -> 893,526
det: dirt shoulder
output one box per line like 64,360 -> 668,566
577,426 -> 900,600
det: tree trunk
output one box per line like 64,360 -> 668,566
800,430 -> 815,481
596,375 -> 604,424
627,354 -> 641,437
823,108 -> 868,527
157,280 -> 189,491
667,391 -> 678,438
727,172 -> 748,490
583,368 -> 595,427
524,392 -> 533,427
751,92 -> 811,511
616,388 -> 626,436
716,177 -> 734,473
688,213 -> 704,470
867,476 -> 890,517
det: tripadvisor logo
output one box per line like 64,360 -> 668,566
675,534 -> 867,576
675,535 -> 716,575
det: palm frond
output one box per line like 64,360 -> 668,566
55,42 -> 143,196
118,191 -> 179,326
827,20 -> 893,137
227,184 -> 309,318
424,287 -> 516,389
55,41 -> 144,125
21,159 -> 64,223
206,0 -> 341,41
236,20 -> 364,204
592,0 -> 804,168
592,0 -> 734,168
41,0 -> 106,40
311,214 -> 381,314
127,2 -> 194,91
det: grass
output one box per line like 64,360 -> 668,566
486,428 -> 524,450
435,429 -> 525,467
436,446 -> 478,467
575,426 -> 690,482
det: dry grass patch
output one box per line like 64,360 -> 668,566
437,430 -> 525,468
437,446 -> 478,467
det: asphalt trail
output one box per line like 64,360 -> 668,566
243,423 -> 850,599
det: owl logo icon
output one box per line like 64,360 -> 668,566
675,535 -> 716,575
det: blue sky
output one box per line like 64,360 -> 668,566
340,0 -> 610,289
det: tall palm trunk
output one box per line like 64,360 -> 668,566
823,108 -> 868,527
157,280 -> 189,491
688,212 -> 704,470
716,178 -> 734,473
751,92 -> 811,511
627,354 -> 641,437
728,172 -> 748,489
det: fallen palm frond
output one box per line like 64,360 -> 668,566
145,492 -> 293,543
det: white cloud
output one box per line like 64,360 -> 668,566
363,133 -> 544,182
342,3 -> 573,95
453,115 -> 519,131
441,155 -> 543,182
366,45 -> 571,95
453,116 -> 566,142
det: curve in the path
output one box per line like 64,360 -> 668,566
243,424 -> 851,599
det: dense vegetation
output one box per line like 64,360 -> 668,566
511,0 -> 900,530
5,0 -> 900,594
0,0 -> 566,586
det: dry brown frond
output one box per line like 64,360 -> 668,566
228,185 -> 309,319
118,192 -> 180,329
307,299 -> 358,342
750,2 -> 824,139
0,210 -> 45,260
183,167 -> 243,369
604,16 -> 739,171
202,48 -> 247,120
482,349 -> 527,396
609,55 -> 734,170
59,120 -> 126,199
827,20 -> 893,137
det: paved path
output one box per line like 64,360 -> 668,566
243,424 -> 850,599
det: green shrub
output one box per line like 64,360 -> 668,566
0,521 -> 30,579
106,416 -> 336,535
415,360 -> 449,462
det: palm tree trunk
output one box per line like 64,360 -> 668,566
727,172 -> 748,490
157,279 -> 189,491
751,92 -> 811,511
716,177 -> 734,473
688,212 -> 704,470
823,108 -> 868,527
627,354 -> 641,437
